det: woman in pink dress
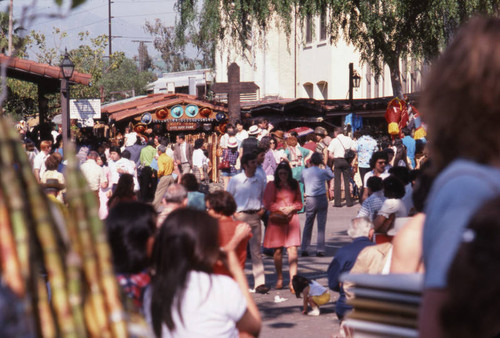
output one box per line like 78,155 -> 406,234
263,162 -> 303,292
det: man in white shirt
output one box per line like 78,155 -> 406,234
33,140 -> 52,183
81,151 -> 108,195
108,146 -> 135,190
328,127 -> 356,207
361,151 -> 390,202
227,152 -> 268,293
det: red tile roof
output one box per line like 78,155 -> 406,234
102,93 -> 228,121
0,54 -> 92,86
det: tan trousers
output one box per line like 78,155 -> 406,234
234,212 -> 266,288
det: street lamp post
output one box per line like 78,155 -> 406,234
60,49 -> 75,147
348,62 -> 361,105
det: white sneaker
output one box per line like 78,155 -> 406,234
307,308 -> 320,316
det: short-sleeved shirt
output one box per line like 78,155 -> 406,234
357,191 -> 386,220
33,151 -> 49,179
363,170 -> 390,188
300,166 -> 334,196
356,136 -> 378,168
309,280 -> 328,297
423,159 -> 500,289
378,198 -> 407,218
402,136 -> 416,166
328,135 -> 355,159
144,271 -> 246,338
81,159 -> 107,191
227,172 -> 266,212
140,145 -> 156,167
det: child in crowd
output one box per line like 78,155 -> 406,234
292,275 -> 330,316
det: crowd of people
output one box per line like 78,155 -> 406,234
11,15 -> 500,337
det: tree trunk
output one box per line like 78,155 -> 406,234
388,58 -> 404,98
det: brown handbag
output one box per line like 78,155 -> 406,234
218,150 -> 230,170
269,211 -> 292,224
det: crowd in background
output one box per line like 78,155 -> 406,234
11,16 -> 500,337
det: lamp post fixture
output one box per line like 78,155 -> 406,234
348,62 -> 361,105
60,49 -> 75,147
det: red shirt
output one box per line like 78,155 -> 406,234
213,218 -> 251,277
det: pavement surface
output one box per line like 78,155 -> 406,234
244,201 -> 361,338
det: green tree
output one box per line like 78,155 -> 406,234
175,0 -> 500,97
98,57 -> 156,102
136,41 -> 153,72
144,18 -> 213,71
3,30 -> 125,120
0,12 -> 28,55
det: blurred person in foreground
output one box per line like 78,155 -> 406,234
145,209 -> 261,337
418,17 -> 500,337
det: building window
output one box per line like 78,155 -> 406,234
305,15 -> 313,44
317,81 -> 328,99
320,13 -> 327,41
303,82 -> 314,98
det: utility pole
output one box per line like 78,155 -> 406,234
8,0 -> 13,55
108,0 -> 112,57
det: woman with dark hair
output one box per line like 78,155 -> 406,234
147,208 -> 261,337
106,202 -> 157,309
180,173 -> 205,210
220,136 -> 240,189
260,136 -> 277,181
373,175 -> 407,234
206,191 -> 251,277
284,136 -> 312,213
263,161 -> 302,292
392,139 -> 411,169
418,18 -> 500,336
107,173 -> 137,209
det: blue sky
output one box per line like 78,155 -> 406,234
3,0 -> 178,58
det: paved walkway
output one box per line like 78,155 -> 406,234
244,202 -> 361,338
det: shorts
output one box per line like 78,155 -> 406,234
312,292 -> 330,306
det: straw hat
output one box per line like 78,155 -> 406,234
272,130 -> 284,139
248,125 -> 261,136
227,136 -> 238,148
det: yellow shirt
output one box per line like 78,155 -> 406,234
158,153 -> 174,177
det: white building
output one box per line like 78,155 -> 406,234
215,14 -> 423,101
146,68 -> 212,97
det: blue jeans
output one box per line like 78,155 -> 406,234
301,195 -> 328,253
